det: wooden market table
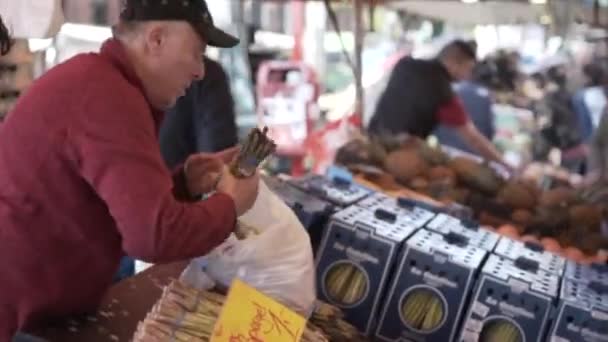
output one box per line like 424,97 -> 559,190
29,261 -> 188,342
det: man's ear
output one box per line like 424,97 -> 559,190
143,23 -> 167,56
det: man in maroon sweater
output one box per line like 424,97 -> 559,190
0,0 -> 260,339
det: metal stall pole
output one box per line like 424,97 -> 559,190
354,0 -> 365,126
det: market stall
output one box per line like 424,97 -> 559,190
4,1 -> 608,342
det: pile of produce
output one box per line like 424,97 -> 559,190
336,135 -> 608,262
132,280 -> 366,342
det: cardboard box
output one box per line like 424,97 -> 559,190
288,174 -> 372,207
262,175 -> 333,253
425,213 -> 500,252
315,204 -> 420,335
458,254 -> 560,342
562,261 -> 608,285
494,237 -> 566,277
549,278 -> 608,342
357,193 -> 436,229
375,229 -> 487,342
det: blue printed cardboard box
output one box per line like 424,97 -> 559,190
458,254 -> 560,342
375,229 -> 487,342
288,173 -> 372,207
263,175 -> 334,253
315,205 -> 420,335
357,193 -> 436,229
562,260 -> 608,285
549,277 -> 608,342
425,213 -> 500,252
493,237 -> 566,277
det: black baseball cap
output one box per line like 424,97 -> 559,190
120,0 -> 239,48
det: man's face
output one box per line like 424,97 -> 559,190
140,22 -> 207,109
448,59 -> 476,82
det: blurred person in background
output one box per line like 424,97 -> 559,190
0,0 -> 260,339
160,56 -> 238,170
368,39 -> 510,169
573,62 -> 607,144
536,65 -> 586,174
0,15 -> 12,55
434,59 -> 497,155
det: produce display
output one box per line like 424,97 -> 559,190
335,134 -> 608,262
69,169 -> 603,342
132,280 -> 366,342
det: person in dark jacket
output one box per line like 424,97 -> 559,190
434,60 -> 497,155
0,15 -> 12,55
0,0 -> 260,339
160,56 -> 238,169
368,40 -> 509,169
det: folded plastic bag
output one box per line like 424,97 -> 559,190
181,179 -> 316,317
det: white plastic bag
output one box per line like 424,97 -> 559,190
181,179 -> 316,317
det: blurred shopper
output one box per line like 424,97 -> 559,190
160,56 -> 238,169
368,40 -> 509,169
537,65 -> 586,173
589,110 -> 608,181
0,1 -> 260,339
434,60 -> 497,155
573,62 -> 607,143
0,15 -> 12,55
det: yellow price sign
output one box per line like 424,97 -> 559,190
210,279 -> 306,342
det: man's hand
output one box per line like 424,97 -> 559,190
216,167 -> 260,216
213,146 -> 240,164
184,153 -> 223,196
455,122 -> 512,172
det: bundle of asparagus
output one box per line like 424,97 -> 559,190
324,263 -> 368,305
308,300 -> 368,342
229,126 -> 276,179
132,281 -> 223,341
478,319 -> 523,342
133,281 -> 362,342
400,289 -> 445,332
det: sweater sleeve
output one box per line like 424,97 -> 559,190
70,85 -> 236,263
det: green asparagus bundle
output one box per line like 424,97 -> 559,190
308,300 -> 369,342
400,289 -> 445,332
132,281 -> 363,342
229,126 -> 276,179
324,263 -> 368,306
